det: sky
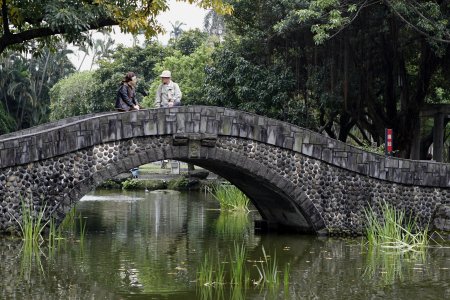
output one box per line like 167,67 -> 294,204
69,0 -> 208,71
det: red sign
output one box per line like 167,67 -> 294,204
386,129 -> 393,154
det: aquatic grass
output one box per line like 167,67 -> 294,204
364,201 -> 430,253
20,239 -> 45,280
363,201 -> 435,285
198,252 -> 215,286
210,184 -> 250,211
78,214 -> 87,245
230,242 -> 247,285
254,246 -> 280,288
283,263 -> 290,296
59,207 -> 78,233
215,258 -> 226,286
9,201 -> 50,243
197,243 -> 288,293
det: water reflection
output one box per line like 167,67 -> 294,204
1,190 -> 450,299
214,211 -> 251,240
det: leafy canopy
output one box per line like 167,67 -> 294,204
0,0 -> 232,54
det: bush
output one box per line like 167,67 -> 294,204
122,179 -> 141,190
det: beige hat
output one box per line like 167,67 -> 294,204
160,70 -> 171,78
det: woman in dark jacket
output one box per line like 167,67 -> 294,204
115,72 -> 140,111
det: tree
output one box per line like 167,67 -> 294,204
204,9 -> 226,37
0,0 -> 232,55
92,42 -> 173,111
272,0 -> 450,158
0,46 -> 74,129
170,21 -> 186,40
49,71 -> 97,120
144,43 -> 213,107
169,29 -> 208,55
208,0 -> 450,159
0,102 -> 14,134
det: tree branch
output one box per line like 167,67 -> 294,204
2,0 -> 10,36
384,0 -> 450,44
0,17 -> 119,54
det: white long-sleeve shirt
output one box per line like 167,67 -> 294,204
155,81 -> 182,107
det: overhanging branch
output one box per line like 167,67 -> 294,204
0,17 -> 119,54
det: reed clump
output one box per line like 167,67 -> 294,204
209,184 -> 250,211
196,243 -> 289,291
364,201 -> 430,253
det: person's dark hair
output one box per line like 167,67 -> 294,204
123,72 -> 136,82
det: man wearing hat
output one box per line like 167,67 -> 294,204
155,70 -> 182,108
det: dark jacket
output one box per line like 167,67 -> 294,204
115,84 -> 138,111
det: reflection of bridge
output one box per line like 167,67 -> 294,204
1,106 -> 449,235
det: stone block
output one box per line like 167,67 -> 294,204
165,122 -> 176,135
219,117 -> 232,135
200,116 -> 208,133
166,113 -> 177,122
230,123 -> 239,137
385,158 -> 399,168
321,148 -> 333,163
122,123 -> 133,139
293,133 -> 303,153
283,137 -> 294,149
398,159 -> 411,169
267,126 -> 277,145
192,120 -> 200,133
239,123 -> 249,138
143,119 -> 157,135
302,144 -> 313,156
312,145 -> 322,159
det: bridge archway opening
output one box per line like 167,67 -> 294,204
64,152 -> 318,234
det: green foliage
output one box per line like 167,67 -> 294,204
196,243 -> 290,290
0,48 -> 74,129
209,184 -> 250,211
364,201 -> 429,252
0,0 -> 233,55
98,179 -> 123,190
122,179 -> 141,190
93,42 -> 172,110
0,103 -> 15,135
49,71 -> 97,120
167,177 -> 190,190
169,29 -> 209,55
144,44 -> 213,107
202,44 -> 303,125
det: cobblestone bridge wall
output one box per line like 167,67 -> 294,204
1,106 -> 449,234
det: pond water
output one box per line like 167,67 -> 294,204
1,189 -> 450,299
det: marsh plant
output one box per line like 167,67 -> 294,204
364,201 -> 430,253
362,201 -> 435,284
12,202 -> 49,242
209,184 -> 250,211
197,243 -> 290,294
254,246 -> 280,288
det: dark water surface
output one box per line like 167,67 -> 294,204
1,189 -> 450,299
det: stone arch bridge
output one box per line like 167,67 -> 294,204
1,106 -> 449,235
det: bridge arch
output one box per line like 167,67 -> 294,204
1,106 -> 449,235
